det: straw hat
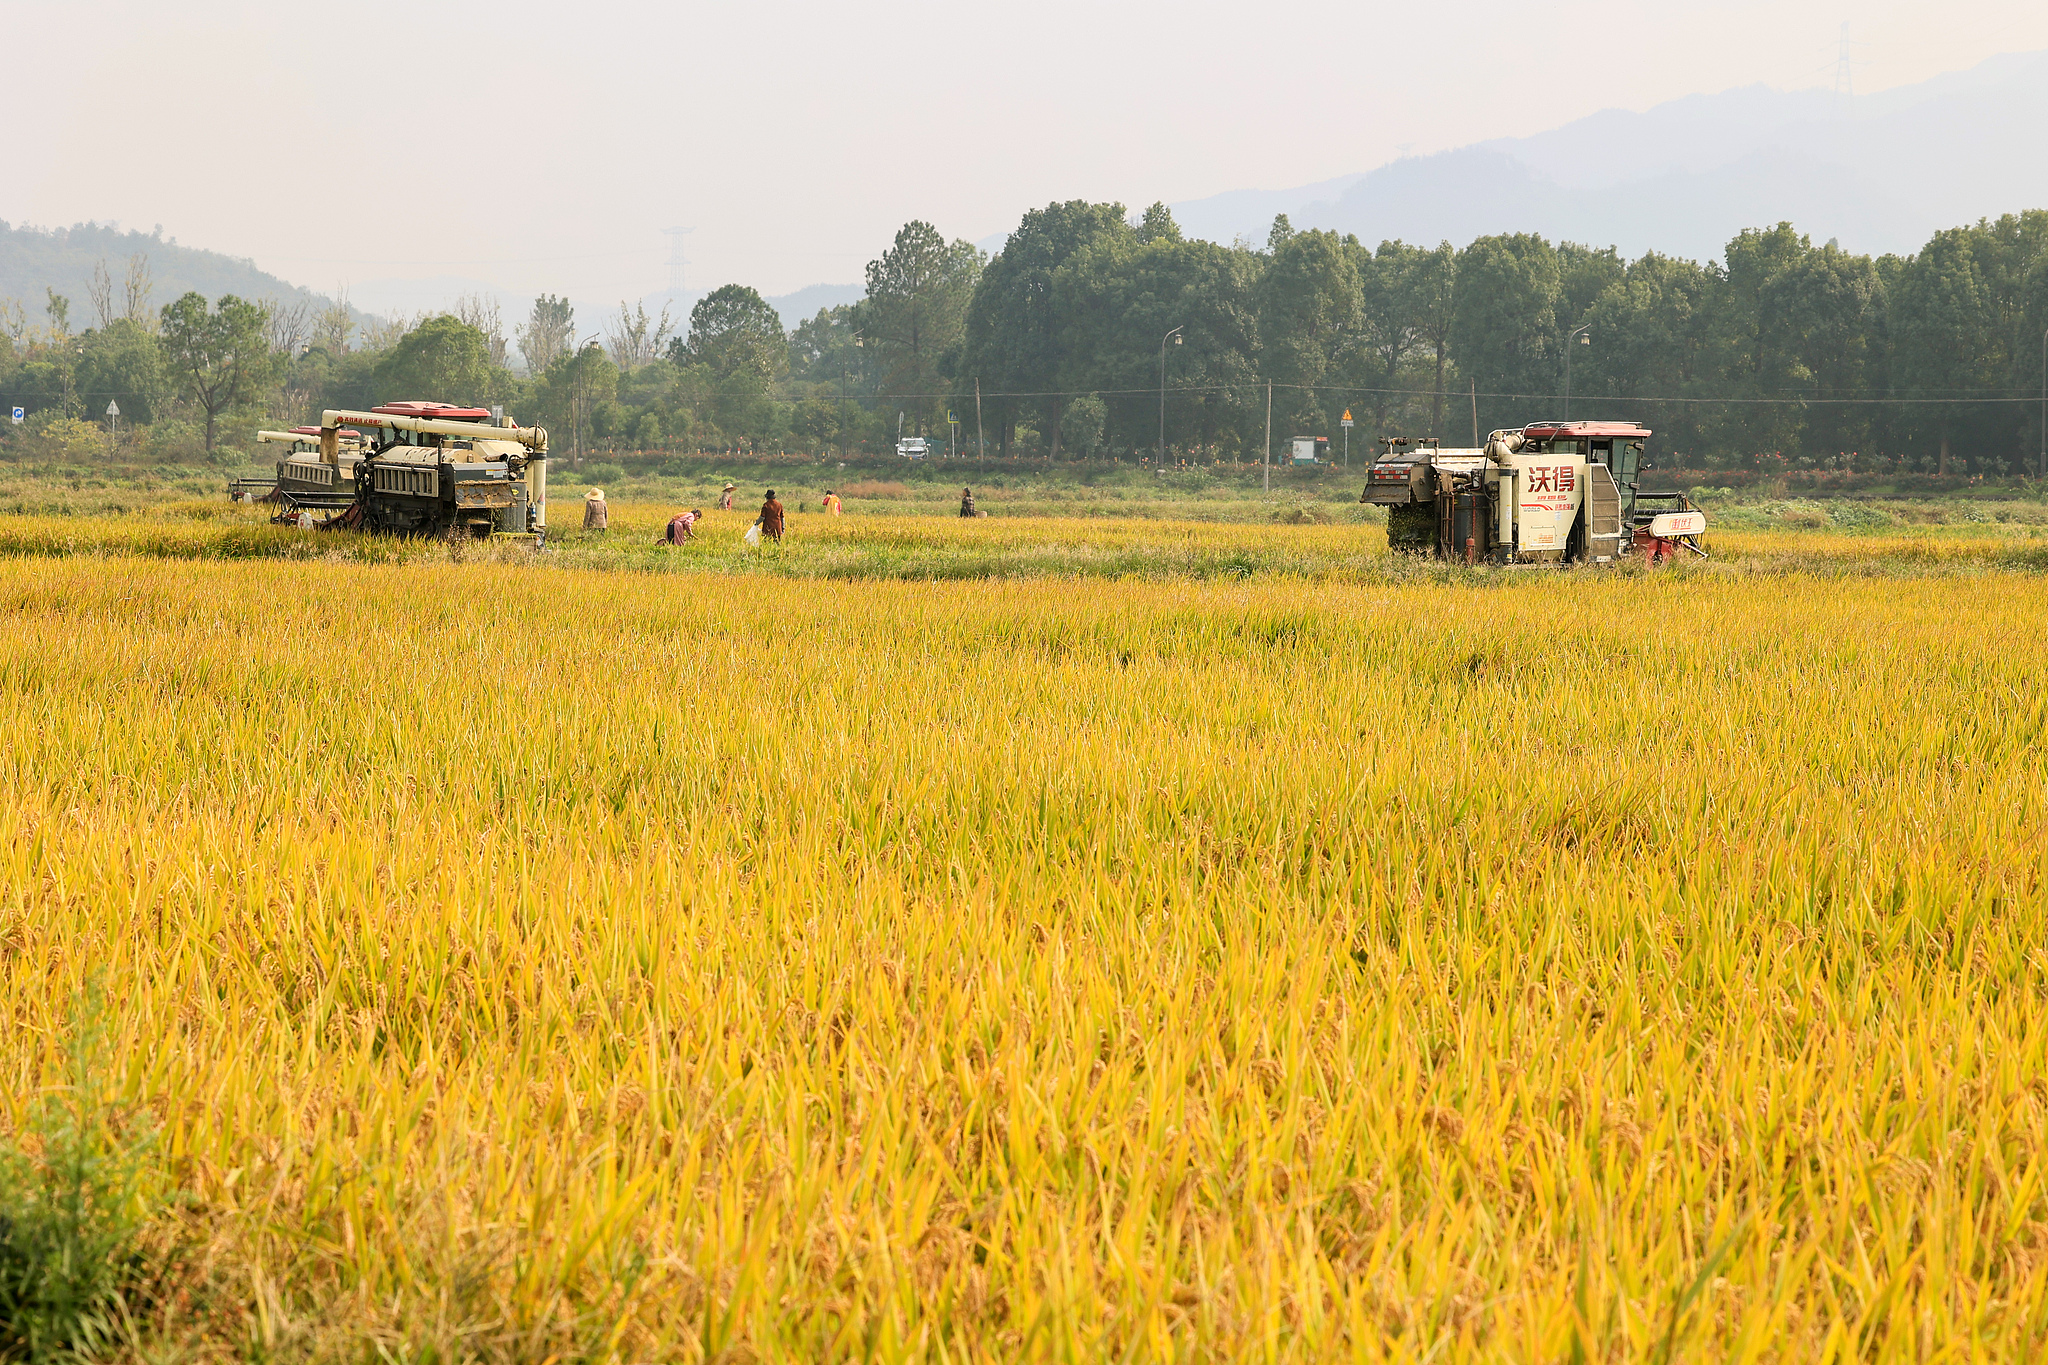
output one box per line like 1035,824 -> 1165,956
586,488 -> 605,500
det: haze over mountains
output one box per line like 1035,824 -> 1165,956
5,48 -> 2043,349
1170,49 -> 2048,261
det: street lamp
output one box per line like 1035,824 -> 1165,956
1564,324 -> 1591,420
1158,326 -> 1183,468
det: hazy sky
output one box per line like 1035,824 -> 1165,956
9,0 -> 2046,307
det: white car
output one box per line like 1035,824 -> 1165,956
896,437 -> 929,459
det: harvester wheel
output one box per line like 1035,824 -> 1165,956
1385,502 -> 1436,556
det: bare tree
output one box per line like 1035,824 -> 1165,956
517,294 -> 575,375
87,260 -> 116,330
265,298 -> 312,356
122,254 -> 154,326
604,299 -> 674,370
315,287 -> 353,354
0,298 -> 26,346
358,312 -> 415,352
454,293 -> 509,367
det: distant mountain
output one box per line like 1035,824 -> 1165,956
1169,49 -> 2048,263
0,220 -> 335,322
766,282 -> 862,327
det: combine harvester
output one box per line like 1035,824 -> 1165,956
240,426 -> 367,515
269,402 -> 551,540
1361,420 -> 1706,565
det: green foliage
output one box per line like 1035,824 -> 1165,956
536,343 -> 619,463
0,981 -> 161,1364
956,200 -> 1132,453
862,221 -> 983,436
677,285 -> 786,385
157,292 -> 269,451
373,314 -> 496,405
1450,233 -> 1561,433
76,320 -> 168,425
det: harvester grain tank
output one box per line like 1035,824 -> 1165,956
1361,421 -> 1705,565
315,402 -> 550,538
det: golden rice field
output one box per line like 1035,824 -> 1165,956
1,519 -> 2045,1362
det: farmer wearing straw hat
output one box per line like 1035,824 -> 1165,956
583,488 -> 608,532
719,483 -> 737,511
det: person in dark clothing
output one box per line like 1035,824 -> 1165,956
959,487 -> 977,518
758,489 -> 786,542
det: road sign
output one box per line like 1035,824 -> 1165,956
9,407 -> 21,424
1341,409 -> 1353,427
946,410 -> 957,424
106,399 -> 120,418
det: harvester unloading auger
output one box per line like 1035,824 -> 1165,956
1360,420 -> 1706,565
289,402 -> 551,539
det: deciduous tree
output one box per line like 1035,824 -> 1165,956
158,291 -> 269,452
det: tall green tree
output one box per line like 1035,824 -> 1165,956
862,222 -> 983,436
76,319 -> 168,425
373,315 -> 495,406
1351,240 -> 1424,438
669,285 -> 788,444
1051,234 -> 1261,457
1891,227 -> 1993,474
1257,229 -> 1361,442
1449,234 -> 1560,435
158,292 -> 269,452
537,343 -> 618,468
958,201 -> 1130,454
518,294 -> 575,375
677,285 -> 785,384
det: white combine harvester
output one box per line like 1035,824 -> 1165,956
1361,420 -> 1706,565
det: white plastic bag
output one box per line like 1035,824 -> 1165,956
744,522 -> 761,546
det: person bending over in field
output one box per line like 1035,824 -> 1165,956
758,489 -> 785,543
959,487 -> 977,518
661,509 -> 702,544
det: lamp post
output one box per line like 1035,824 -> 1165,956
1564,324 -> 1591,420
1158,326 -> 1183,469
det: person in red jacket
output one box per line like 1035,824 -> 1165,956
758,489 -> 785,543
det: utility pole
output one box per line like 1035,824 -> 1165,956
1469,377 -> 1478,446
1158,326 -> 1182,468
1263,380 -> 1272,494
975,377 -> 984,464
2040,326 -> 2047,480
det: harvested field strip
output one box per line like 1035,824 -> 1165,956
2,509 -> 2047,578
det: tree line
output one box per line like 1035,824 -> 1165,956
4,206 -> 2046,473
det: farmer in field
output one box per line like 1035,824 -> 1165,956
661,509 -> 702,544
719,483 -> 737,511
583,488 -> 608,532
822,489 -> 841,515
758,489 -> 786,543
959,487 -> 977,518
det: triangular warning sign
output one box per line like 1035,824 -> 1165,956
1342,409 -> 1352,422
